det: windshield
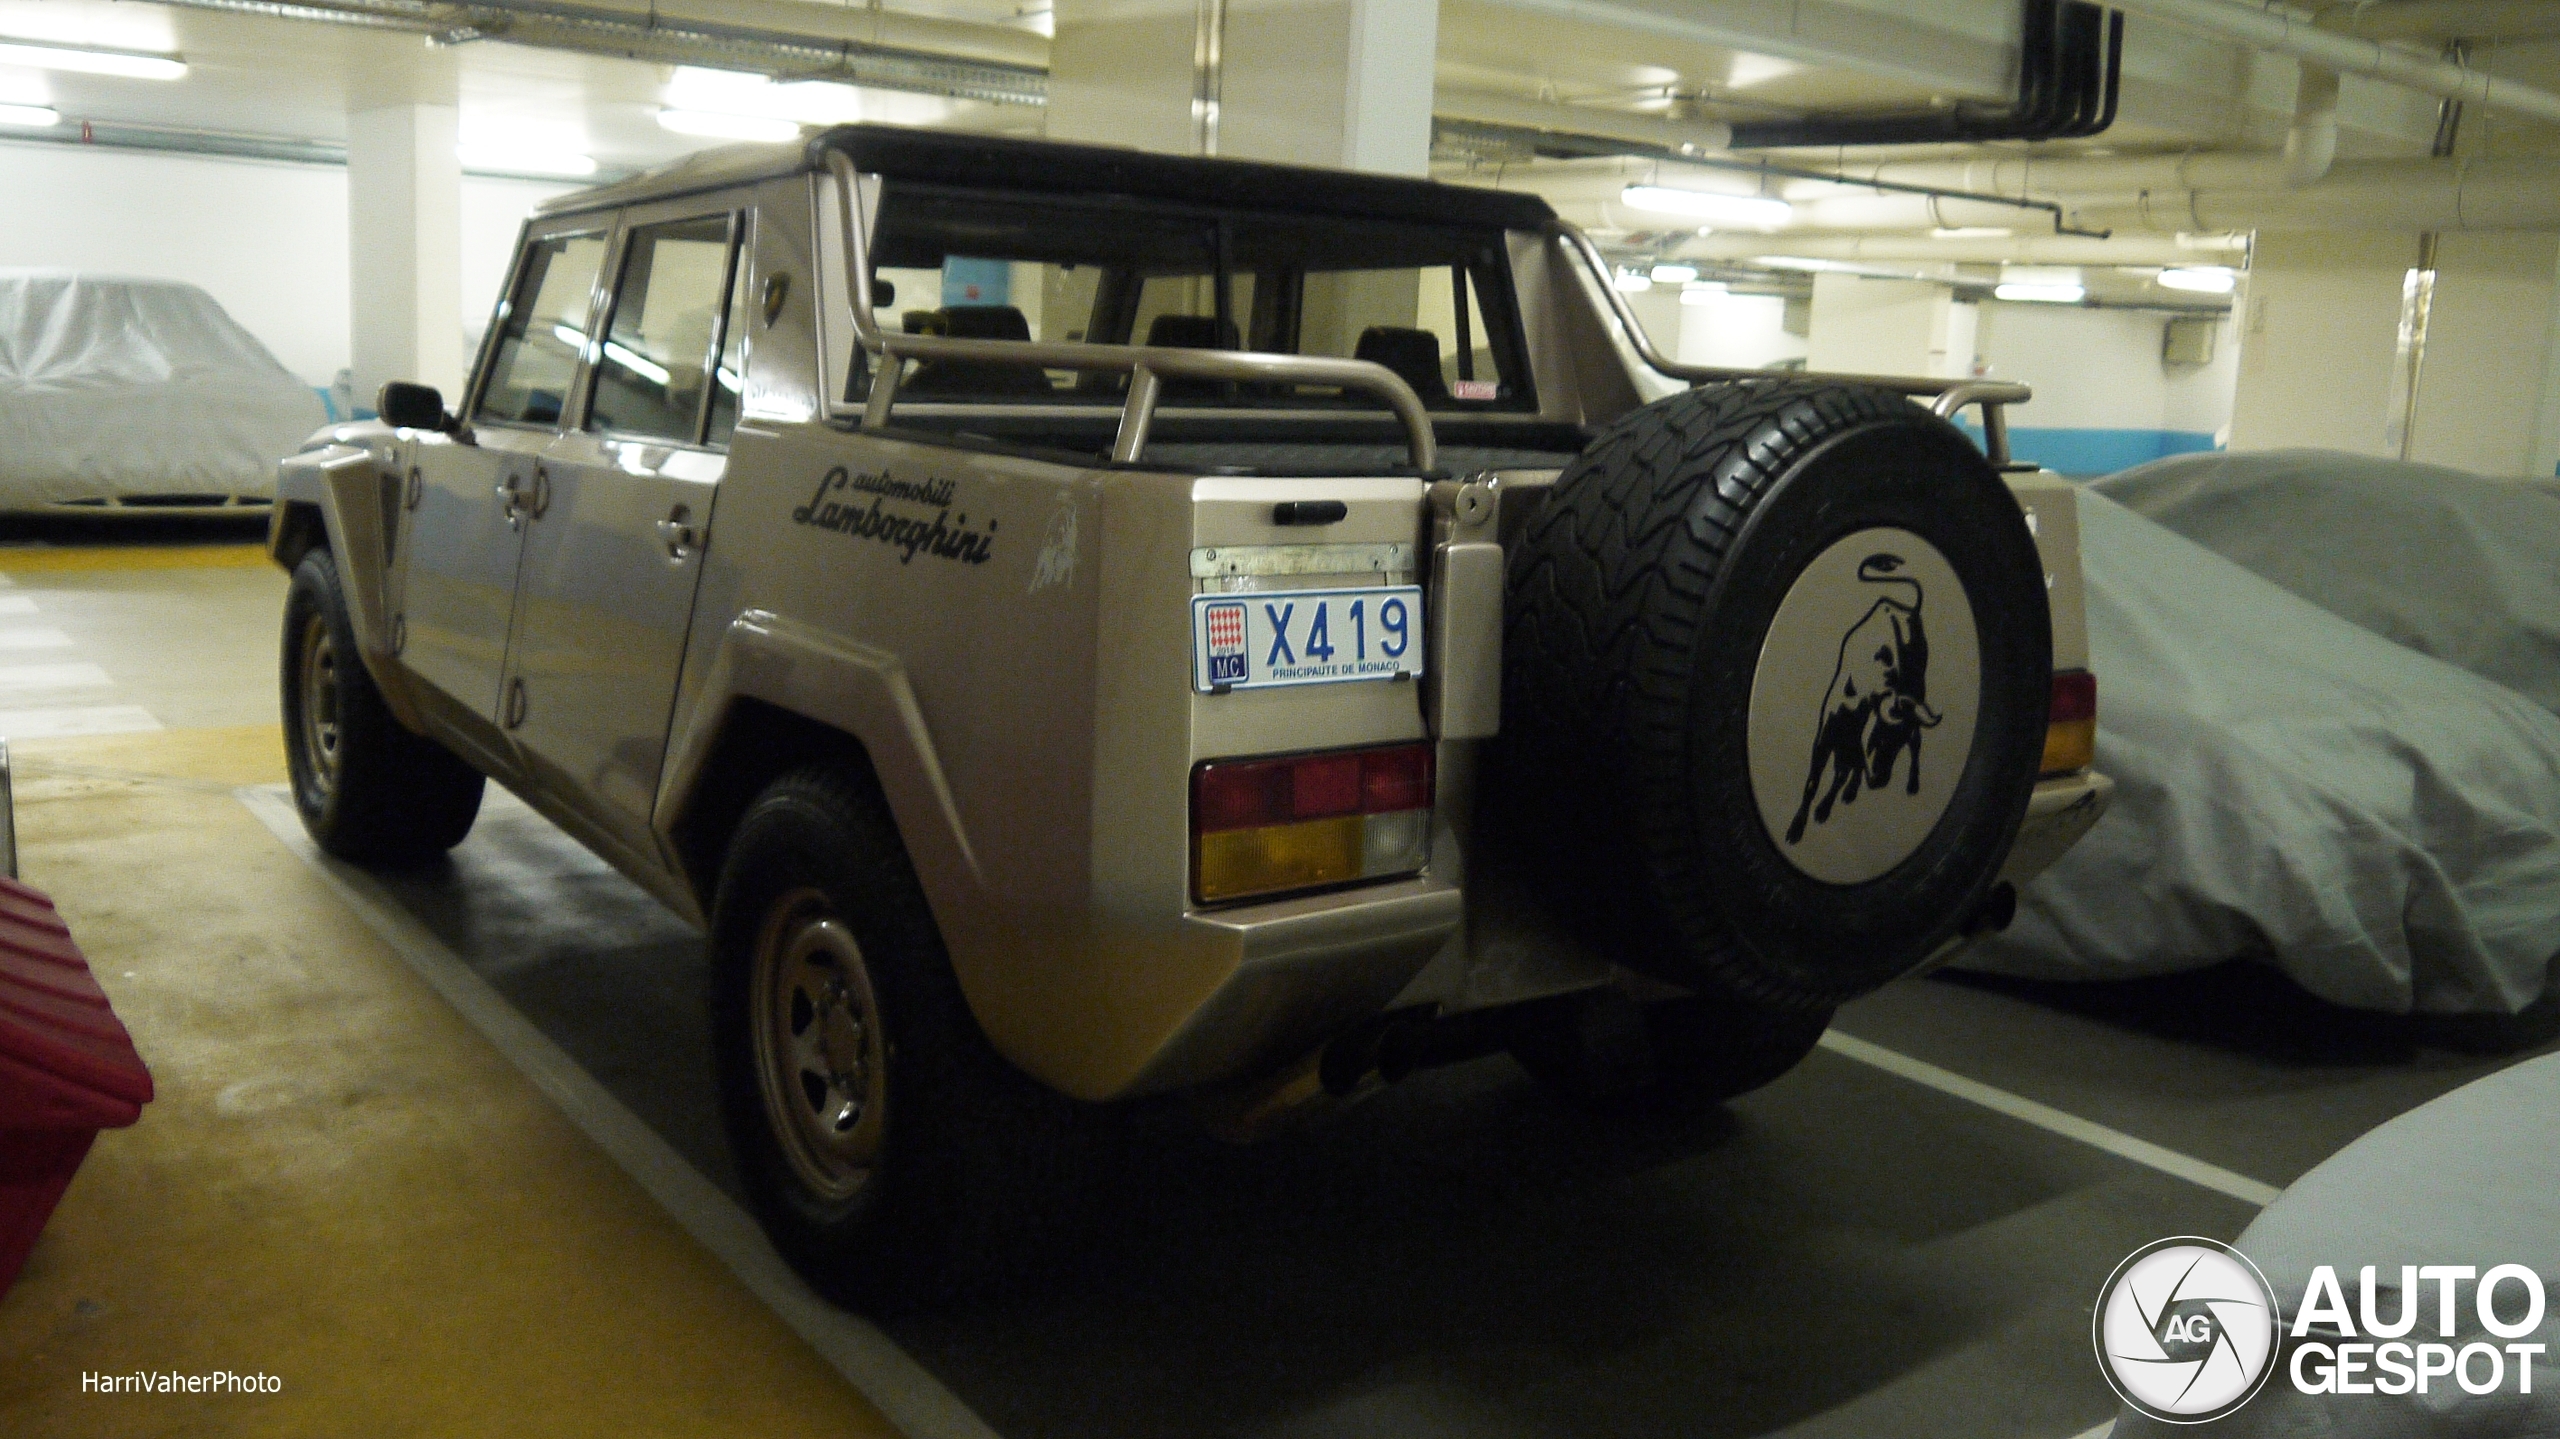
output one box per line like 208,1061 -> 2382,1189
859,182 -> 1533,413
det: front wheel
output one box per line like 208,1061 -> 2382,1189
280,549 -> 483,862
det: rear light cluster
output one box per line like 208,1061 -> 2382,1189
2042,669 -> 2096,775
1192,743 -> 1434,904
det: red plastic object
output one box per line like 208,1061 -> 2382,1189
0,876 -> 150,1299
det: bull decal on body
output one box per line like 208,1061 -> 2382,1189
1784,553 -> 1943,845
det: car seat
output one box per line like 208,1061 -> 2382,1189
903,305 -> 1053,398
1352,326 -> 1451,405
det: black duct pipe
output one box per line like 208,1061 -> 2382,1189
1730,1 -> 2120,149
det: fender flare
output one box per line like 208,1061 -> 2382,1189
273,439 -> 430,732
656,609 -> 986,938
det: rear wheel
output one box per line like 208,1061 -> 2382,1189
280,548 -> 483,862
711,763 -> 1058,1309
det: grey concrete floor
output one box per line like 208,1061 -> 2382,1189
34,518 -> 2560,1439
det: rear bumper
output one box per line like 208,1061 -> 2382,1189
1999,769 -> 2114,888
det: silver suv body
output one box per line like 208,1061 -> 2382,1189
272,125 -> 2111,1301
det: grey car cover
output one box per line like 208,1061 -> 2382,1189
2094,449 -> 2560,716
1955,490 -> 2560,1016
0,270 -> 323,506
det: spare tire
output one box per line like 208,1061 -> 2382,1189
1501,380 -> 2050,1009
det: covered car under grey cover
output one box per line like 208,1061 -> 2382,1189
0,270 -> 323,507
1955,489 -> 2560,1017
2095,449 -> 2560,716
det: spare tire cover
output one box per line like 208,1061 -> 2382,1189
1501,380 -> 2051,1008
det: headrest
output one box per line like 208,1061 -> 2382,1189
901,309 -> 937,334
937,305 -> 1032,342
1353,326 -> 1448,402
1146,314 -> 1239,350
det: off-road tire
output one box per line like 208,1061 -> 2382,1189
1502,380 -> 2050,1009
710,763 -> 1066,1311
280,548 -> 484,862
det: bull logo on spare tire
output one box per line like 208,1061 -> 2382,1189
1785,553 -> 1941,844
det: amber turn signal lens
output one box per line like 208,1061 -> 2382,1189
2042,669 -> 2096,774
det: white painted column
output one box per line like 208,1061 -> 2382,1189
2411,231 -> 2560,478
347,102 -> 464,408
2227,231 -> 2409,459
1805,273 -> 1969,379
1048,0 -> 1438,175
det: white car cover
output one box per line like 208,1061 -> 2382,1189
2095,449 -> 2560,716
1956,490 -> 2560,1016
0,270 -> 324,506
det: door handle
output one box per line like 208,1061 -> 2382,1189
495,470 -> 526,529
656,508 -> 697,562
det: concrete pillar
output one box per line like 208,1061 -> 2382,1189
1805,273 -> 1970,379
2411,231 -> 2560,478
347,102 -> 464,408
1047,0 -> 1438,175
2227,232 -> 2409,459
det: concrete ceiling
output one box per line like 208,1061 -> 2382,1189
0,0 -> 2553,282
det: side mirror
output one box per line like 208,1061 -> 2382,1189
377,380 -> 450,433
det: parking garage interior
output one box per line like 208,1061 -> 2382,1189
3,4 -> 2560,1438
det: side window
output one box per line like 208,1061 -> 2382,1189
476,232 -> 607,426
588,214 -> 742,444
704,230 -> 752,446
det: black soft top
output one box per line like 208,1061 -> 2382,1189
535,123 -> 1555,232
816,125 -> 1554,230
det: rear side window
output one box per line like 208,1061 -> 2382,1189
588,214 -> 743,444
476,232 -> 606,427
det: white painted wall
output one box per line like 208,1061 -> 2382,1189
0,140 -> 574,388
1806,273 -> 1956,377
1977,301 -> 2236,437
1675,289 -> 1807,370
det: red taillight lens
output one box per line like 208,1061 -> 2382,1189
2043,669 -> 2096,774
2050,670 -> 2096,724
1192,743 -> 1436,903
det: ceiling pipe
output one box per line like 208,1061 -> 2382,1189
1810,61 -> 2337,199
150,0 -> 1049,105
1729,0 -> 2124,149
1673,232 -> 2232,267
2056,157 -> 2560,232
1434,89 -> 1734,157
2314,1 -> 2560,43
2104,0 -> 2560,126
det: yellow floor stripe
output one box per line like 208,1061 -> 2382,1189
0,544 -> 271,574
0,725 -> 905,1438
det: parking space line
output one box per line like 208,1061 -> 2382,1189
1818,1031 -> 2285,1207
0,627 -> 71,650
0,662 -> 110,691
2063,1423 -> 2116,1439
238,785 -> 1005,1439
0,596 -> 38,615
0,705 -> 160,738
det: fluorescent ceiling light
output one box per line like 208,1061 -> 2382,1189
0,39 -> 185,81
1930,227 -> 2013,240
1613,270 -> 1653,293
1995,283 -> 2086,304
458,145 -> 596,178
0,102 -> 57,128
1649,263 -> 1699,284
1622,185 -> 1792,229
2156,266 -> 2238,294
1678,282 -> 1726,307
656,108 -> 801,144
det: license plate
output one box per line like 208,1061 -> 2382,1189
1191,587 -> 1425,693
